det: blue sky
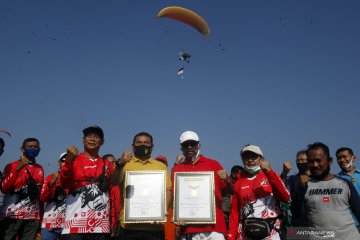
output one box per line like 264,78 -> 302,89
1,0 -> 360,176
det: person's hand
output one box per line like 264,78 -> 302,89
111,223 -> 120,238
175,226 -> 181,237
51,171 -> 60,184
175,155 -> 184,165
299,174 -> 310,188
17,155 -> 31,171
217,169 -> 228,180
282,161 -> 292,175
176,219 -> 187,226
152,220 -> 165,225
260,161 -> 271,172
117,151 -> 132,165
66,146 -> 79,162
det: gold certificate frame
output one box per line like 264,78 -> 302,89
173,171 -> 216,224
124,170 -> 166,223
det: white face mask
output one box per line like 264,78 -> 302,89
244,164 -> 261,174
180,150 -> 200,163
342,160 -> 354,171
191,150 -> 200,162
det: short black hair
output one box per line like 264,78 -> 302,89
306,142 -> 330,159
231,165 -> 244,175
0,138 -> 4,148
335,147 -> 354,156
22,138 -> 40,148
296,150 -> 307,157
83,125 -> 104,139
132,132 -> 153,145
103,154 -> 115,160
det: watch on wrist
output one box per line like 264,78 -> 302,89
116,159 -> 125,167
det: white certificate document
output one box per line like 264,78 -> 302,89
174,172 -> 216,224
125,171 -> 166,223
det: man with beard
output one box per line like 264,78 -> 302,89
228,144 -> 290,240
60,125 -> 113,240
40,152 -> 68,240
112,132 -> 172,240
336,147 -> 360,227
281,150 -> 310,227
304,142 -> 360,240
1,138 -> 44,240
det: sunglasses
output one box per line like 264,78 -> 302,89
181,140 -> 199,148
242,152 -> 261,161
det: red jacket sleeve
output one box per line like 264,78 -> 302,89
1,162 -> 20,193
110,184 -> 121,229
35,164 -> 45,186
264,169 -> 291,203
40,175 -> 55,203
60,159 -> 75,189
107,162 -> 119,229
228,192 -> 240,240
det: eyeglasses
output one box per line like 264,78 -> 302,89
181,141 -> 199,148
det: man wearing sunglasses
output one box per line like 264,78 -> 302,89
171,131 -> 232,240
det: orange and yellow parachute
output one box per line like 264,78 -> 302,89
0,129 -> 12,137
156,6 -> 210,37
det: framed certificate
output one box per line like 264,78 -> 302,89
173,171 -> 216,224
124,171 -> 166,223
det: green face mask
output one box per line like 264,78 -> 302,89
244,165 -> 261,174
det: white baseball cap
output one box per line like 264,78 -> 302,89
180,131 -> 199,143
241,145 -> 263,157
58,152 -> 67,162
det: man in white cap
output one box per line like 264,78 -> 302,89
228,144 -> 290,240
171,131 -> 233,240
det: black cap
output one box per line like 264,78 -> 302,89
83,125 -> 104,139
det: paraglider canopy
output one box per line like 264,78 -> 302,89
0,129 -> 12,137
156,6 -> 210,37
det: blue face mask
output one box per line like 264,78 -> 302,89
24,148 -> 40,158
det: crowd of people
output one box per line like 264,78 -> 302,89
0,126 -> 359,240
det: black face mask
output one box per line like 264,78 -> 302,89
310,166 -> 331,180
297,163 -> 309,174
133,145 -> 152,157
